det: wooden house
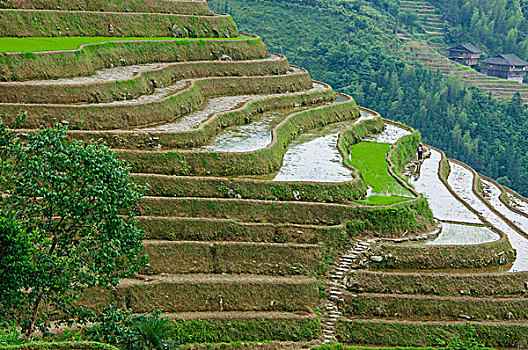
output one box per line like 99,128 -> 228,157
447,43 -> 482,68
480,54 -> 528,83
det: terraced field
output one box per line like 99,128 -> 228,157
404,41 -> 528,101
399,0 -> 445,41
4,0 -> 528,348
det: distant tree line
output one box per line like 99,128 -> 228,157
430,0 -> 528,59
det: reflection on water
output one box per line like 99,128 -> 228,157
138,82 -> 327,132
422,222 -> 500,245
201,108 -> 301,152
272,112 -> 375,183
448,161 -> 528,272
364,123 -> 412,144
410,149 -> 481,224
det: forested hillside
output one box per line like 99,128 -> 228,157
430,0 -> 528,59
210,0 -> 528,195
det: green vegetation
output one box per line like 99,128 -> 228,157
0,343 -> 119,350
336,319 -> 525,347
347,141 -> 412,197
0,120 -> 146,337
355,195 -> 412,206
0,36 -> 252,53
0,37 -> 268,81
430,0 -> 528,59
314,345 -> 441,350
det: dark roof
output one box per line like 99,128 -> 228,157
449,43 -> 482,54
481,54 -> 528,67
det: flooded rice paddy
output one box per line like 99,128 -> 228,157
410,149 -> 481,224
201,95 -> 350,153
422,222 -> 500,245
448,162 -> 528,272
364,123 -> 412,144
271,110 -> 375,182
8,53 -> 284,85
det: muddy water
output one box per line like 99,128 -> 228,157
483,179 -> 528,236
201,109 -> 294,152
139,82 -> 327,132
448,162 -> 528,272
423,222 -> 499,245
138,94 -> 255,131
410,149 -> 481,224
272,111 -> 376,182
202,95 -> 349,152
364,123 -> 412,144
508,193 -> 528,214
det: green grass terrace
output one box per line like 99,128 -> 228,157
0,36 -> 253,53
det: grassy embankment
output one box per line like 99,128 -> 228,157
0,36 -> 252,53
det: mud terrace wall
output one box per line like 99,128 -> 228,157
79,276 -> 319,313
0,0 -> 214,15
336,319 -> 528,347
0,11 -> 238,38
342,292 -> 528,321
132,173 -> 366,202
0,37 -> 268,81
369,231 -> 515,269
138,196 -> 433,237
142,241 -> 322,275
139,217 -> 343,244
120,99 -> 359,175
69,86 -> 338,149
346,270 -> 528,296
1,70 -> 313,130
0,54 -> 291,104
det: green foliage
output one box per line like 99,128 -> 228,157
0,322 -> 24,346
0,342 -> 119,350
0,218 -> 37,324
0,121 -> 147,337
437,324 -> 485,350
85,306 -> 175,350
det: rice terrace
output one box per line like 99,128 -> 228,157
1,0 -> 528,349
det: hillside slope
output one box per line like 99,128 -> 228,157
3,0 -> 528,348
210,0 -> 528,196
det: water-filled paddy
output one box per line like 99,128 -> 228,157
272,110 -> 375,183
448,162 -> 528,272
410,149 -> 481,224
423,222 -> 500,245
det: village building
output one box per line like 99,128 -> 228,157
447,43 -> 482,68
480,54 -> 528,83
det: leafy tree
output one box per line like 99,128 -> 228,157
0,121 -> 147,337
